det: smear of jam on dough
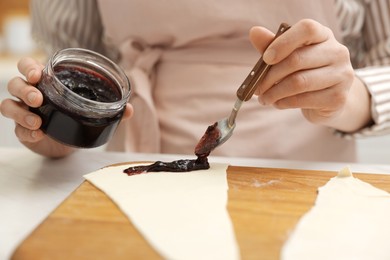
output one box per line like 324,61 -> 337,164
123,122 -> 220,175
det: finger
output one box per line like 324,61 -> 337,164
258,41 -> 334,94
14,124 -> 45,143
122,103 -> 134,120
249,26 -> 275,54
7,77 -> 44,107
0,99 -> 42,130
270,84 -> 348,111
17,57 -> 44,84
263,19 -> 333,65
260,66 -> 345,105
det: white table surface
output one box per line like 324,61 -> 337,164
2,147 -> 390,259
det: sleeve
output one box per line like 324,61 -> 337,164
335,0 -> 390,138
30,0 -> 116,60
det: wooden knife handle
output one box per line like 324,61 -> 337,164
236,23 -> 291,101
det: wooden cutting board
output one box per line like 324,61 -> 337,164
12,165 -> 390,260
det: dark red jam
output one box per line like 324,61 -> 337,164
123,122 -> 221,175
194,122 -> 221,158
54,65 -> 121,103
123,157 -> 210,176
31,65 -> 125,148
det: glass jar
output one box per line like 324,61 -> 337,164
31,48 -> 131,148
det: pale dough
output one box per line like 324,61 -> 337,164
281,167 -> 390,260
84,163 -> 240,260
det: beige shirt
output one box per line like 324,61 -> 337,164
29,0 -> 390,162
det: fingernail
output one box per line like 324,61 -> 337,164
25,115 -> 36,127
263,49 -> 275,63
27,92 -> 37,104
31,130 -> 37,139
28,70 -> 36,80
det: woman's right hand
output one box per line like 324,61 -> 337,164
0,57 -> 75,158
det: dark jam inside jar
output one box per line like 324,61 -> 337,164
54,65 -> 121,103
31,63 -> 125,148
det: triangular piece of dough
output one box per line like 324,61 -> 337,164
84,163 -> 240,260
281,167 -> 390,260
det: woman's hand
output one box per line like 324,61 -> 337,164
0,57 -> 134,158
250,19 -> 372,133
0,57 -> 73,158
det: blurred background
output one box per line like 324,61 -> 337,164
0,1 -> 388,164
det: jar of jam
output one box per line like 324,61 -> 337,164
31,48 -> 131,148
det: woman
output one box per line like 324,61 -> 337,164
1,0 -> 389,162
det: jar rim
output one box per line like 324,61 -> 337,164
47,48 -> 131,111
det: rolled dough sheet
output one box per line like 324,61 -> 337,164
84,163 -> 240,260
281,167 -> 390,260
